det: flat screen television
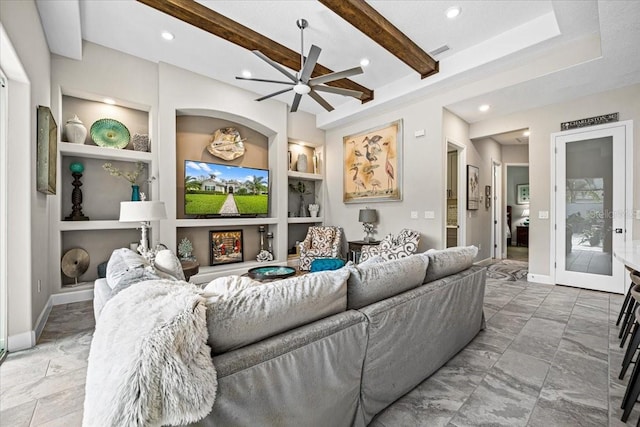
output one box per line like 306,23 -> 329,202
184,160 -> 269,217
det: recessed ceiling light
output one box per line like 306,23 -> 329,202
445,6 -> 462,19
241,70 -> 252,78
360,58 -> 370,67
523,130 -> 531,136
161,31 -> 175,41
478,104 -> 490,112
103,98 -> 116,105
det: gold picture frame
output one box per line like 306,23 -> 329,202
36,105 -> 57,195
343,119 -> 402,203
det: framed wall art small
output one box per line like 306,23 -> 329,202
517,184 -> 530,204
36,105 -> 58,195
467,165 -> 479,210
209,229 -> 244,266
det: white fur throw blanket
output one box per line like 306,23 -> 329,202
83,280 -> 217,426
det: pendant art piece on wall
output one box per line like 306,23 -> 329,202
467,165 -> 480,210
343,119 -> 403,203
207,127 -> 246,161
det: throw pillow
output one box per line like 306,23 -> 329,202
310,258 -> 346,272
422,245 -> 478,283
154,249 -> 186,281
206,268 -> 349,353
358,255 -> 385,266
106,248 -> 164,294
346,254 -> 429,309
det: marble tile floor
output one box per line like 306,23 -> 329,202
1,279 -> 638,426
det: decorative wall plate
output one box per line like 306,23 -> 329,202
90,118 -> 131,149
61,248 -> 90,278
207,127 -> 245,160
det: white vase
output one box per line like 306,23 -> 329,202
64,115 -> 87,144
296,153 -> 308,172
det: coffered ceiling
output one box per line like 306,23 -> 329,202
36,1 -> 640,129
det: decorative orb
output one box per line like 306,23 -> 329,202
69,162 -> 84,173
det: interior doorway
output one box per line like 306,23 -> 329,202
445,140 -> 466,248
505,164 -> 530,261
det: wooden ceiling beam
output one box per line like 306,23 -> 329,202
318,0 -> 439,79
137,0 -> 374,103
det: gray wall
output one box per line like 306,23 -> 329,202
0,0 -> 52,348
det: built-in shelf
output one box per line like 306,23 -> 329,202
59,142 -> 153,163
287,217 -> 324,224
58,220 -> 140,231
175,218 -> 279,228
60,281 -> 95,291
287,170 -> 323,181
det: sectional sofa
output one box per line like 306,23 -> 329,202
90,245 -> 484,426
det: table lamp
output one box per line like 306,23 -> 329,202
119,198 -> 167,259
522,208 -> 530,226
359,208 -> 378,243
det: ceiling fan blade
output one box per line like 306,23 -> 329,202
252,50 -> 297,82
290,93 -> 303,113
256,87 -> 293,102
309,90 -> 334,112
313,85 -> 363,99
299,45 -> 321,83
309,66 -> 363,86
236,77 -> 295,85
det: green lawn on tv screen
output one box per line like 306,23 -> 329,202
185,193 -> 268,215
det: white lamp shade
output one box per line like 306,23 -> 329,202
521,208 -> 530,218
119,201 -> 167,222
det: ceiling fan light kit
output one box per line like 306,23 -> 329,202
235,18 -> 364,113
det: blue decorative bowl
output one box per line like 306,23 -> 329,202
90,118 -> 130,149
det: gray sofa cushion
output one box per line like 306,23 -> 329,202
208,311 -> 368,427
358,265 -> 486,424
423,245 -> 478,283
206,268 -> 349,353
346,254 -> 429,309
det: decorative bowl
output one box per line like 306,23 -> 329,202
90,118 -> 130,149
247,266 -> 296,281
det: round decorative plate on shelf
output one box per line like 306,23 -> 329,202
90,118 -> 131,149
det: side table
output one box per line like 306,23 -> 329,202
348,240 -> 380,263
180,260 -> 200,281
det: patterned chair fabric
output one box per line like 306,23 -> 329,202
298,226 -> 343,271
360,229 -> 421,263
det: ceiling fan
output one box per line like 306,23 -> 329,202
236,19 -> 364,113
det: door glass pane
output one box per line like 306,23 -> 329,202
565,137 -> 613,276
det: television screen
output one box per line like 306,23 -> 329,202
185,160 -> 269,217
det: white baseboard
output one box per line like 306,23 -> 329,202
527,273 -> 554,284
8,330 -> 34,352
34,296 -> 53,342
51,288 -> 94,305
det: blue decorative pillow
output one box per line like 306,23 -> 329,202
311,258 -> 346,273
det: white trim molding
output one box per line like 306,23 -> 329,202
527,273 -> 553,284
51,288 -> 94,306
8,331 -> 35,352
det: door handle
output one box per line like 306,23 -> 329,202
615,228 -> 623,234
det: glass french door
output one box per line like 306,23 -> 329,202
554,123 -> 628,293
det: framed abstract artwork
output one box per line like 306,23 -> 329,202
343,119 -> 402,203
467,165 -> 479,210
209,229 -> 244,266
517,184 -> 530,204
36,105 -> 57,195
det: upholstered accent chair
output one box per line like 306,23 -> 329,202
298,226 -> 343,271
360,228 -> 421,263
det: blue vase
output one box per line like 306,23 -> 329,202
131,185 -> 141,201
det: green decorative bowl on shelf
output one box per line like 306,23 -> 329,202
90,118 -> 130,149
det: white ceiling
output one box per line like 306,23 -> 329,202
36,0 -> 640,130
